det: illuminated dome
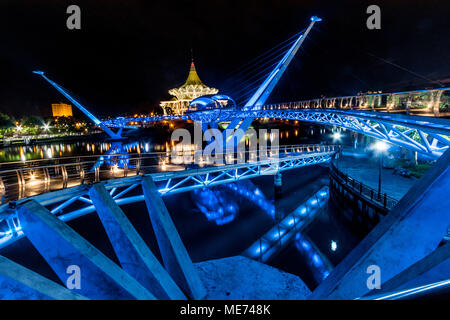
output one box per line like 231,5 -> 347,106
188,94 -> 237,113
168,61 -> 218,100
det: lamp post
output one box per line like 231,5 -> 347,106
372,140 -> 389,198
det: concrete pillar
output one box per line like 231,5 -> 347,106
17,199 -> 155,300
274,172 -> 284,221
0,255 -> 88,300
89,183 -> 186,300
142,176 -> 206,299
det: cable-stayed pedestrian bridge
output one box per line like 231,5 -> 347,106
103,88 -> 450,159
104,86 -> 450,128
32,14 -> 450,160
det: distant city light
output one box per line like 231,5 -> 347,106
42,123 -> 50,131
372,140 -> 389,153
16,125 -> 23,132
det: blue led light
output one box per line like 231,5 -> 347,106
295,233 -> 330,283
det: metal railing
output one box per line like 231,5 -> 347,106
330,161 -> 398,210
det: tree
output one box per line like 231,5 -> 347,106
21,115 -> 43,127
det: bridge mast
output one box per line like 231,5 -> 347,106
33,71 -> 122,139
244,16 -> 322,110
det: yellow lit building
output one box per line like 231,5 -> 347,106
52,103 -> 73,117
160,60 -> 218,115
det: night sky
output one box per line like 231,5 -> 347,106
0,0 -> 449,118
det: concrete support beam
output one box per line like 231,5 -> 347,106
0,255 -> 88,300
88,183 -> 186,300
310,148 -> 450,299
142,176 -> 206,299
16,199 -> 155,300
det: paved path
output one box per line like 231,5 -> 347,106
337,150 -> 418,200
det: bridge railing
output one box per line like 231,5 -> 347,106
260,87 -> 450,117
329,161 -> 398,211
0,144 -> 339,204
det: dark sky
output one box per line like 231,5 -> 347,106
0,0 -> 449,118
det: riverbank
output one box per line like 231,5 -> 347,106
337,148 -> 420,200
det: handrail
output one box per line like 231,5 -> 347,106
329,160 -> 398,211
0,143 -> 328,167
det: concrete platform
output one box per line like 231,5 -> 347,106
195,256 -> 311,300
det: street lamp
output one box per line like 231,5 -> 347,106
332,131 -> 342,169
332,131 -> 342,142
372,140 -> 389,197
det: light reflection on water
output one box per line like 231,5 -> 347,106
0,139 -> 169,163
190,180 -> 275,225
0,126 -> 335,163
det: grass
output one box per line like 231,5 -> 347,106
395,159 -> 432,178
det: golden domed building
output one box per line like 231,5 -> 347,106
160,60 -> 218,115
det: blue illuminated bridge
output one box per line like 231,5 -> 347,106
1,16 -> 449,300
104,86 -> 450,159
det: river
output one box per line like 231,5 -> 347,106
0,123 -> 365,290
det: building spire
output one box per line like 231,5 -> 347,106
165,52 -> 218,102
184,50 -> 203,86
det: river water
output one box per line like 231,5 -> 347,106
0,123 -> 365,290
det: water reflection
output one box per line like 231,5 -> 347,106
0,139 -> 168,163
191,187 -> 239,225
190,180 -> 274,225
